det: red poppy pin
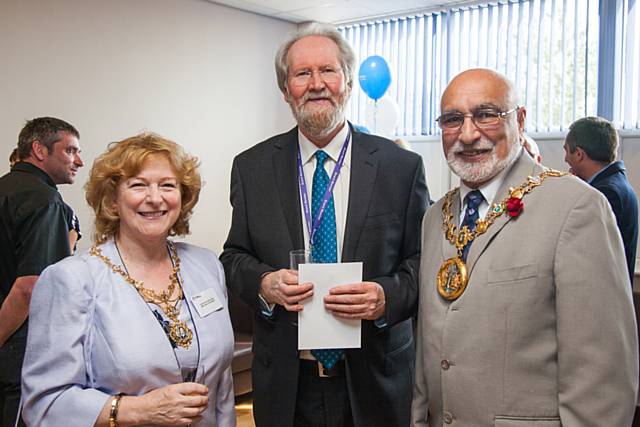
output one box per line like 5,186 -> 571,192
506,197 -> 524,217
505,188 -> 524,218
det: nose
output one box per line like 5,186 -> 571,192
146,185 -> 162,204
75,153 -> 84,167
308,71 -> 326,91
458,115 -> 481,145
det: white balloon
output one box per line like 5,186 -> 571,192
364,96 -> 400,137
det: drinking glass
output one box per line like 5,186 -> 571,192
180,364 -> 206,427
290,249 -> 312,271
180,364 -> 205,383
289,249 -> 313,327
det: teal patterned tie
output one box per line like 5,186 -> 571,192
310,150 -> 343,369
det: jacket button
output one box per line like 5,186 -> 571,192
443,412 -> 453,424
441,359 -> 450,370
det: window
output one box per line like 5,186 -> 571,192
616,0 -> 640,129
339,0 -> 639,136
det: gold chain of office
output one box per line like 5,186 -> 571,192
90,241 -> 193,348
437,169 -> 566,301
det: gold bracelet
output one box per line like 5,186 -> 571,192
109,394 -> 123,427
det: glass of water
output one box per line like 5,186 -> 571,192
290,249 -> 313,271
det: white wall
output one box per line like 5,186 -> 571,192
0,0 -> 295,254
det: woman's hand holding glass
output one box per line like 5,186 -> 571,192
116,383 -> 209,426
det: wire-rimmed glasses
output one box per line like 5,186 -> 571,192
436,106 -> 520,132
288,67 -> 343,87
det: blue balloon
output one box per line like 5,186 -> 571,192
352,124 -> 370,134
358,56 -> 391,100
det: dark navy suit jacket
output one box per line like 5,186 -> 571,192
591,161 -> 638,283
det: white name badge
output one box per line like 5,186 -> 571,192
191,288 -> 223,317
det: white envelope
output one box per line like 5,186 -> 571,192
298,262 -> 362,350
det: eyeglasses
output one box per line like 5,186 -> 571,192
436,107 -> 519,131
288,67 -> 342,87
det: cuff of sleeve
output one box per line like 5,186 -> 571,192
258,294 -> 276,317
374,316 -> 388,328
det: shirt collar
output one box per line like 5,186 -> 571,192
298,122 -> 350,166
459,158 -> 514,212
586,162 -> 612,184
11,161 -> 57,188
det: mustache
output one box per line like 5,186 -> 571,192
301,90 -> 335,105
450,139 -> 494,153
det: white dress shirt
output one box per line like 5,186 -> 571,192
298,123 -> 351,259
297,124 -> 351,360
458,152 -> 520,226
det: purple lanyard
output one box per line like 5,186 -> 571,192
297,132 -> 351,246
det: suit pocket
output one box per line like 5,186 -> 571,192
384,337 -> 414,376
494,416 -> 561,427
487,263 -> 538,285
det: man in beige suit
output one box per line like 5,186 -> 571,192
411,68 -> 638,427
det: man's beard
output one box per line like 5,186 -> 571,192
288,89 -> 347,140
446,137 -> 521,186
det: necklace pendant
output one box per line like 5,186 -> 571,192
91,242 -> 195,350
169,320 -> 193,348
438,170 -> 567,302
437,256 -> 468,301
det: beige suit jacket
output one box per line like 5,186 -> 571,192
412,152 -> 638,427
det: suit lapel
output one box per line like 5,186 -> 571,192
273,127 -> 304,250
342,129 -> 379,262
465,152 -> 540,274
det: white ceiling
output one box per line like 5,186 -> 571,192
206,0 -> 471,24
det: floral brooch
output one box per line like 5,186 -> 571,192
506,188 -> 524,218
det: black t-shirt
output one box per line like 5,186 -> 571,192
63,202 -> 82,251
0,162 -> 71,340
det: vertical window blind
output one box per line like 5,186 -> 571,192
620,0 -> 639,129
339,0 -> 639,136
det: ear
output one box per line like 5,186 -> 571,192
516,107 -> 527,133
31,140 -> 47,161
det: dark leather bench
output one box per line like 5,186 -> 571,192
229,293 -> 253,396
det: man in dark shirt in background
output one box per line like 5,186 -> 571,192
0,117 -> 83,427
564,116 -> 639,284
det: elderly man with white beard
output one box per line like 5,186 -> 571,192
221,22 -> 429,427
411,68 -> 638,427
